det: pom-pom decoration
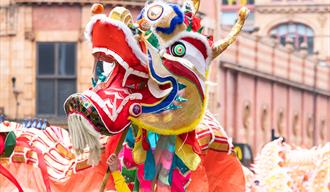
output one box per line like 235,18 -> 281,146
91,3 -> 104,15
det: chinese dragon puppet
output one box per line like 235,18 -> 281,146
64,0 -> 249,191
0,0 -> 249,191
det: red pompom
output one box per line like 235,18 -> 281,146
91,3 -> 104,14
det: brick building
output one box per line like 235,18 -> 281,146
0,0 -> 329,154
209,0 -> 330,153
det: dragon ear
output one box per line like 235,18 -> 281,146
91,3 -> 104,15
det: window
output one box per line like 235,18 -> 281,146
37,42 -> 76,116
270,23 -> 314,54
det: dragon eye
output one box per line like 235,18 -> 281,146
171,42 -> 186,57
147,4 -> 164,21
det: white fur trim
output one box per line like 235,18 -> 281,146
85,14 -> 147,65
92,47 -> 148,86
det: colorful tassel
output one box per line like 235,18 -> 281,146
144,149 -> 156,180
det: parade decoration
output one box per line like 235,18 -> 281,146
63,0 -> 248,191
245,138 -> 330,192
1,1 -> 249,191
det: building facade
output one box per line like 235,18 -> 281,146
210,0 -> 330,153
0,0 -> 329,155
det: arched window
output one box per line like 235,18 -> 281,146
270,23 -> 314,54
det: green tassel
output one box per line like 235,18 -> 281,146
122,167 -> 137,183
186,23 -> 193,32
197,27 -> 204,34
146,31 -> 160,48
4,131 -> 16,157
133,176 -> 140,192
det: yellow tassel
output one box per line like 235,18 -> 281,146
175,137 -> 201,171
132,127 -> 147,164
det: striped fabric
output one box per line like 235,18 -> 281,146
196,111 -> 233,153
0,122 -> 108,182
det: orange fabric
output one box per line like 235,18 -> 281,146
188,151 -> 245,192
0,152 -> 116,192
105,133 -> 123,157
1,137 -> 244,192
187,161 -> 209,192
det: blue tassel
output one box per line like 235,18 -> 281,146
147,132 -> 159,149
144,149 -> 156,180
125,127 -> 135,148
41,119 -> 48,130
175,155 -> 190,174
36,119 -> 43,129
22,119 -> 27,127
31,118 -> 37,128
25,119 -> 32,128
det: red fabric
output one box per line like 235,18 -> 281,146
92,21 -> 147,73
182,37 -> 208,60
171,169 -> 191,192
84,65 -> 162,134
0,164 -> 24,192
87,86 -> 135,134
16,140 -> 52,192
184,15 -> 201,32
189,151 -> 245,192
178,131 -> 201,155
0,134 -> 5,154
141,129 -> 150,150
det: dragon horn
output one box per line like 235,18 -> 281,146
212,7 -> 249,59
191,0 -> 200,14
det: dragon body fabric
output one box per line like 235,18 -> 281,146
63,1 -> 249,191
